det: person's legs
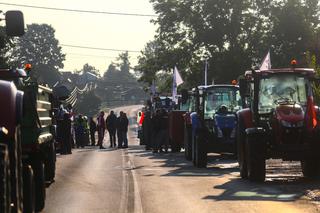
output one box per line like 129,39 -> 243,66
90,131 -> 95,145
122,131 -> 128,148
117,131 -> 123,148
100,129 -> 105,148
111,131 -> 116,147
108,130 -> 113,147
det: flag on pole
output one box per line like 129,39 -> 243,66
150,79 -> 156,96
172,66 -> 184,104
259,51 -> 271,71
204,60 -> 208,86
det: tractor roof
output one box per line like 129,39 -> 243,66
245,68 -> 315,78
193,84 -> 239,92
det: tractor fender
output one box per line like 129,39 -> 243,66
0,80 -> 18,138
237,108 -> 253,129
16,90 -> 24,124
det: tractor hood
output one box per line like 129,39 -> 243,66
214,113 -> 236,129
275,104 -> 304,123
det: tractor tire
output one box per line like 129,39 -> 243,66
32,161 -> 46,212
194,132 -> 207,168
237,118 -> 247,179
23,165 -> 35,213
184,125 -> 192,161
8,126 -> 23,213
301,160 -> 320,179
45,142 -> 56,182
245,134 -> 266,182
0,144 -> 10,213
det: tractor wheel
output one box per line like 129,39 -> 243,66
45,141 -> 56,182
184,125 -> 192,161
195,133 -> 207,168
0,144 -> 10,213
32,161 -> 46,212
23,165 -> 35,213
245,134 -> 266,182
237,118 -> 247,179
301,160 -> 320,179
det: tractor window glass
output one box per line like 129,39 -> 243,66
205,87 -> 241,119
258,75 -> 308,114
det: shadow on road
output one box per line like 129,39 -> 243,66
128,145 -> 238,177
203,176 -> 320,202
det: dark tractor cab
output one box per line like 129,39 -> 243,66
184,84 -> 242,167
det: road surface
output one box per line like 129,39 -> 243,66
43,105 -> 320,213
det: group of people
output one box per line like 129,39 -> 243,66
141,108 -> 169,153
93,110 -> 129,149
56,105 -> 130,153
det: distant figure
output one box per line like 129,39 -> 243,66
89,117 -> 97,146
106,110 -> 117,148
61,113 -> 72,154
119,112 -> 129,148
116,111 -> 123,148
97,111 -> 106,149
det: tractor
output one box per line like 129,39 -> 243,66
237,65 -> 320,182
183,84 -> 242,167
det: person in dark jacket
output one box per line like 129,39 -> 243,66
116,111 -> 123,148
106,110 -> 117,148
61,113 -> 72,154
119,112 -> 129,148
89,117 -> 97,146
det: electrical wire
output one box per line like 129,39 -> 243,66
61,44 -> 141,53
0,2 -> 157,17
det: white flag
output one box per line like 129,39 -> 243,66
260,51 -> 271,71
172,66 -> 184,104
174,66 -> 184,86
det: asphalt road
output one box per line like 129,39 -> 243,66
43,105 -> 320,213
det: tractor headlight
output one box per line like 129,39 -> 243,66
281,120 -> 292,128
296,120 -> 304,128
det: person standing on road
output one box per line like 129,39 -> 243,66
119,112 -> 129,148
61,112 -> 72,154
89,117 -> 97,146
97,111 -> 106,149
106,110 -> 117,148
116,112 -> 123,148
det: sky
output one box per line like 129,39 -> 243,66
0,0 -> 157,74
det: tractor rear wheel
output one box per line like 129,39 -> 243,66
45,141 -> 56,182
23,165 -> 35,213
237,118 -> 247,179
0,144 -> 10,213
32,161 -> 46,212
195,132 -> 207,168
245,134 -> 266,182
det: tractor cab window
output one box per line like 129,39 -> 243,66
205,87 -> 241,119
258,74 -> 308,114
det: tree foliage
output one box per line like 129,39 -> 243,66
136,0 -> 320,88
11,24 -> 65,86
77,91 -> 102,117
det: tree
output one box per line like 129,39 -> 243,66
11,24 -> 65,85
77,91 -> 102,117
81,63 -> 100,76
117,51 -> 131,72
103,62 -> 117,78
0,26 -> 15,68
137,0 -> 319,87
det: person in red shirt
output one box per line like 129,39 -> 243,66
97,111 -> 106,149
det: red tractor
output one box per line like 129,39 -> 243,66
237,65 -> 320,182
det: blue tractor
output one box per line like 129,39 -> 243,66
182,84 -> 242,167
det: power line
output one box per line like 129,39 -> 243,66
66,52 -> 139,59
0,2 -> 157,17
61,44 -> 141,53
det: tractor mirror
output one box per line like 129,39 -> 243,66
181,89 -> 189,104
239,78 -> 249,97
5,11 -> 25,36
